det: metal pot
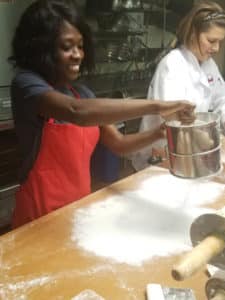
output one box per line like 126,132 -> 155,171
165,112 -> 221,178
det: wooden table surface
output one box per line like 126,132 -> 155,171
1,165 -> 225,300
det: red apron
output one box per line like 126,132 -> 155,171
12,90 -> 99,228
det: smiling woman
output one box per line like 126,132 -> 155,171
8,0 -> 195,228
55,22 -> 85,85
132,0 -> 225,171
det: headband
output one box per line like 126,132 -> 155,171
203,12 -> 225,22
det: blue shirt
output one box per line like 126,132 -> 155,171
11,70 -> 95,183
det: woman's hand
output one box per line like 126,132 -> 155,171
158,100 -> 196,124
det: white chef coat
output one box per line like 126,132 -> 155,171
131,46 -> 225,171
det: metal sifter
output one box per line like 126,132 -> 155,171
165,112 -> 221,179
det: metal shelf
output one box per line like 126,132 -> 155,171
95,30 -> 146,40
0,120 -> 14,131
79,73 -> 150,98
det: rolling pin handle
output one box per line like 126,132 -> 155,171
172,235 -> 225,281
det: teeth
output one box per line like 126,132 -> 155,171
70,65 -> 80,71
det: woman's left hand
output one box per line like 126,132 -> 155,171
159,100 -> 196,124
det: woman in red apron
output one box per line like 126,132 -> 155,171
12,88 -> 100,227
10,0 -> 195,228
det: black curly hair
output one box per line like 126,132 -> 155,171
9,0 -> 95,81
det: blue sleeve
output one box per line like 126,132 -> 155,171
11,70 -> 53,117
11,70 -> 53,98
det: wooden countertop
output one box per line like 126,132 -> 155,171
1,166 -> 225,300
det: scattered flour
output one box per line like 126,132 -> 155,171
71,289 -> 105,300
0,276 -> 51,300
72,173 -> 222,266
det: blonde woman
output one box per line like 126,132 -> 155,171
132,0 -> 225,171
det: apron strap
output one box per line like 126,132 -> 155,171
69,85 -> 81,99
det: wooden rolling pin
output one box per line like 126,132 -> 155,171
172,212 -> 225,281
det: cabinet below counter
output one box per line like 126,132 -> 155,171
0,129 -> 20,187
0,129 -> 20,228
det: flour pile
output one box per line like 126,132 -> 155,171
136,174 -> 225,208
72,174 -> 224,266
71,289 -> 104,300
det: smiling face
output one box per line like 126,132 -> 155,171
190,24 -> 225,63
54,21 -> 84,87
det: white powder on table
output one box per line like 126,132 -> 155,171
71,289 -> 105,300
136,174 -> 225,208
0,276 -> 51,300
72,174 -> 222,266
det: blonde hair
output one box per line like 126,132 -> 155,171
176,0 -> 225,48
